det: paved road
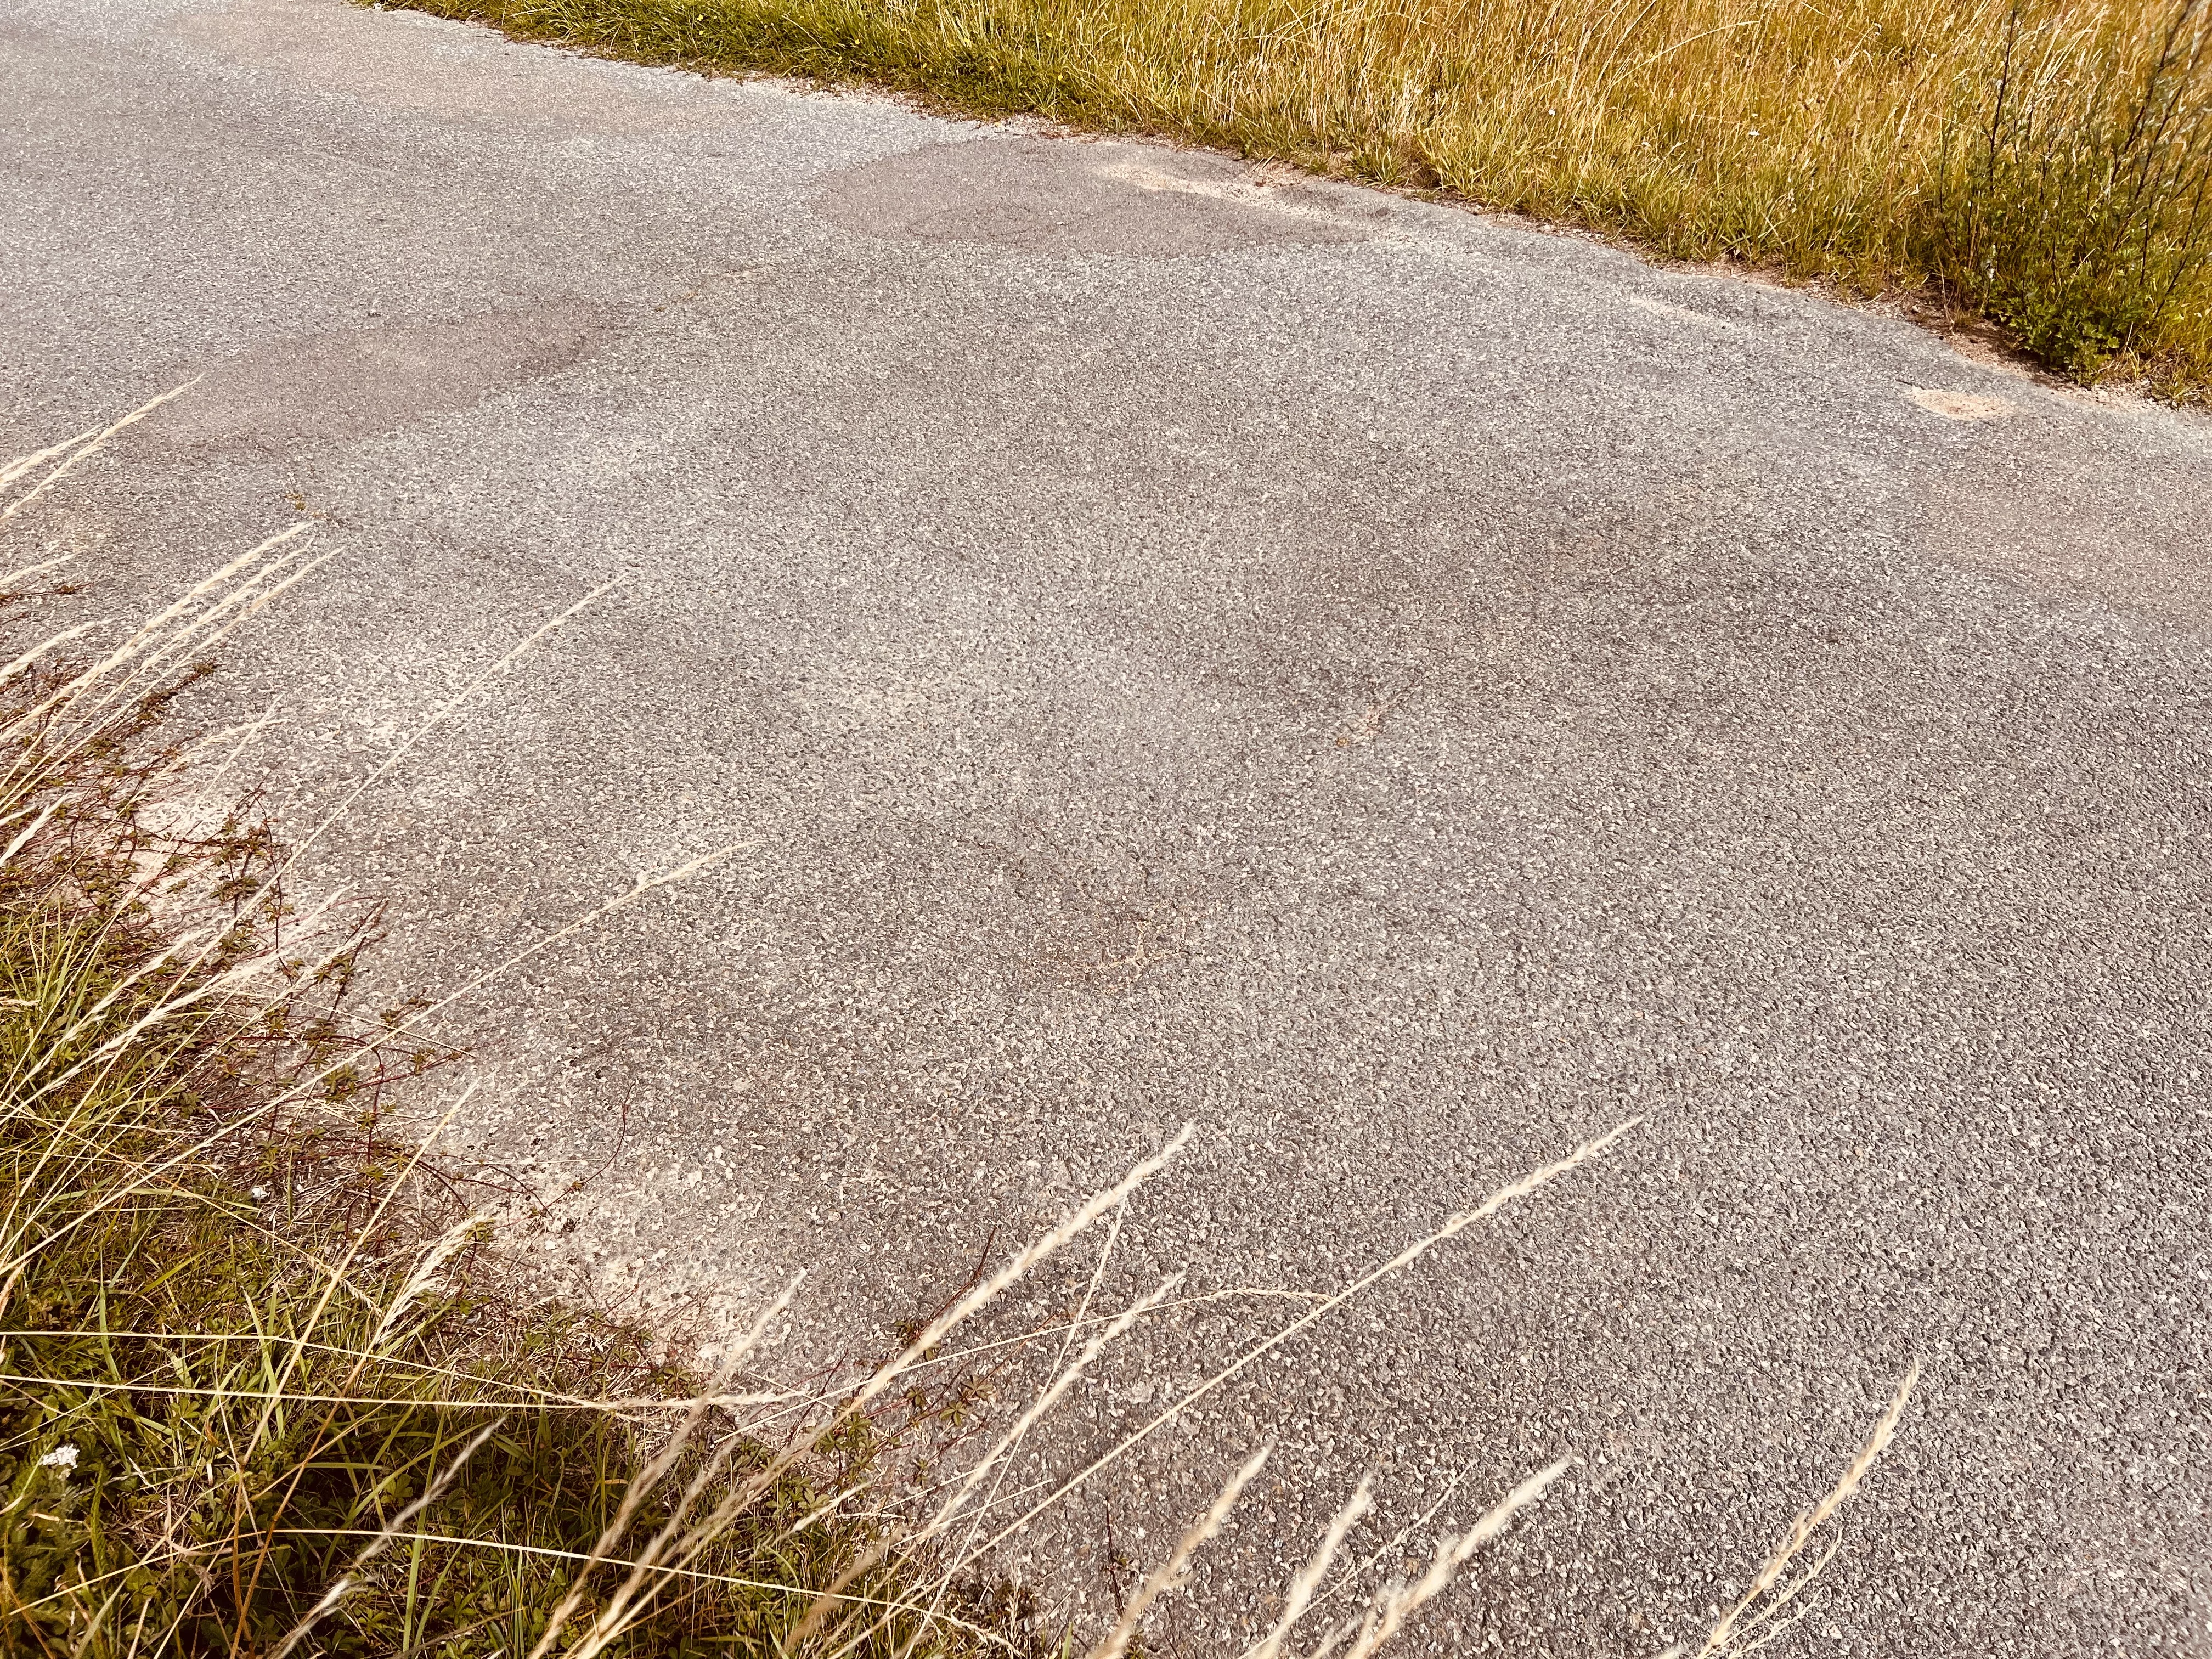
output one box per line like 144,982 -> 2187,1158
8,2 -> 2212,1652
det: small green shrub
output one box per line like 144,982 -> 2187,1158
1929,0 -> 2212,380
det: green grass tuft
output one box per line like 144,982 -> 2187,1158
0,904 -> 953,1656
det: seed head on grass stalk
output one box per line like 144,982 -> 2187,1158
791,1123 -> 1640,1659
1086,1443 -> 1272,1659
1241,1475 -> 1374,1659
1695,1361 -> 1921,1659
539,1130 -> 1200,1658
949,1116 -> 1641,1575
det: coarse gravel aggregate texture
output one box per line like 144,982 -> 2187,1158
5,1 -> 2212,1652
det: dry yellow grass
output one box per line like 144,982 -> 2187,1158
402,0 -> 2212,396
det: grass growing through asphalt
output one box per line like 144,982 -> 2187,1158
394,0 -> 2212,397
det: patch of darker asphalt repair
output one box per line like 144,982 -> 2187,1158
144,303 -> 607,456
3,1 -> 2209,1656
816,136 -> 1376,254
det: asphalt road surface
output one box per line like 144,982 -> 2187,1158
7,2 -> 2212,1652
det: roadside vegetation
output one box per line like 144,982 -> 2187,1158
394,0 -> 2211,398
2,401 -> 1912,1655
0,413 -> 995,1657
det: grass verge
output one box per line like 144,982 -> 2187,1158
390,0 -> 2212,399
0,417 -> 1010,1657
